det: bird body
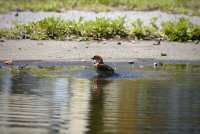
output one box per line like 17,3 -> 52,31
91,55 -> 115,76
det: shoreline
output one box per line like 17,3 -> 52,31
0,40 -> 200,64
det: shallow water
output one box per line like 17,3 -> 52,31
0,64 -> 200,134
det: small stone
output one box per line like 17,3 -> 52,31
15,12 -> 19,17
128,61 -> 135,64
154,62 -> 163,68
131,40 -> 135,44
4,59 -> 13,65
139,65 -> 144,68
153,40 -> 161,45
194,40 -> 199,44
81,59 -> 86,62
85,46 -> 89,48
153,62 -> 158,68
18,48 -> 22,50
117,42 -> 122,45
0,39 -> 5,42
153,38 -> 161,45
161,53 -> 167,56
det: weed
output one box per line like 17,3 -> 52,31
0,17 -> 128,40
81,17 -> 128,40
130,18 -> 160,40
162,18 -> 200,42
0,17 -> 199,42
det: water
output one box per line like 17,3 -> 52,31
0,64 -> 200,134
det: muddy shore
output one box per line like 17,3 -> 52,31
0,40 -> 200,63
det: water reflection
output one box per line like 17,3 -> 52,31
0,65 -> 200,134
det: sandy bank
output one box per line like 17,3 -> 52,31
0,10 -> 200,29
0,40 -> 200,62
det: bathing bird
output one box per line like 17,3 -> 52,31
91,55 -> 115,76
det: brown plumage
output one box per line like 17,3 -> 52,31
91,55 -> 114,76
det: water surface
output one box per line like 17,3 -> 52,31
0,64 -> 200,134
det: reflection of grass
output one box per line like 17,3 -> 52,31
163,64 -> 200,72
0,0 -> 200,16
12,66 -> 65,78
11,66 -> 88,78
0,17 -> 199,42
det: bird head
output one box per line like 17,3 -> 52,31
91,55 -> 104,64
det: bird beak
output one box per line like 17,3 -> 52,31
91,57 -> 94,60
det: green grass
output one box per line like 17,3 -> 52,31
0,0 -> 200,16
0,17 -> 128,40
162,18 -> 200,42
0,17 -> 199,42
130,17 -> 160,40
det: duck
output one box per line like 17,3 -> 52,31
91,55 -> 115,76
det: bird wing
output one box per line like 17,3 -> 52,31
97,64 -> 114,73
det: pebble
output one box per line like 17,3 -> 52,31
153,62 -> 158,68
131,40 -> 135,44
4,59 -> 13,65
117,42 -> 122,45
153,62 -> 164,68
128,61 -> 135,64
15,12 -> 19,17
0,39 -> 5,42
153,38 -> 162,45
161,53 -> 167,56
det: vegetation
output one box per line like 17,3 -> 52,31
0,17 -> 199,42
162,18 -> 200,42
0,17 -> 128,40
130,17 -> 160,40
11,66 -> 66,78
0,0 -> 200,16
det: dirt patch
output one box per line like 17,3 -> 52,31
0,40 -> 200,61
0,10 -> 200,29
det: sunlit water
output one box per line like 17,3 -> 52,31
0,64 -> 200,134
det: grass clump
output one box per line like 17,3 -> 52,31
162,18 -> 200,42
0,17 -> 199,42
0,17 -> 128,40
130,17 -> 160,40
81,17 -> 128,40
